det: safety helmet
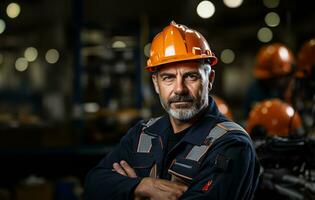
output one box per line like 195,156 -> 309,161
146,21 -> 218,72
246,98 -> 302,137
212,95 -> 233,119
296,38 -> 315,78
254,43 -> 295,79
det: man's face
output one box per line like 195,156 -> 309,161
152,61 -> 213,122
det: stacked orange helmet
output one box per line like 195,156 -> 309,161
146,21 -> 217,72
247,99 -> 302,137
254,43 -> 295,79
296,38 -> 315,78
212,95 -> 233,119
284,38 -> 315,104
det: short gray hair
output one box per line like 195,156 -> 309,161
200,62 -> 212,75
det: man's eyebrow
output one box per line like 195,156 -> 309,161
183,71 -> 201,76
158,70 -> 200,77
158,72 -> 175,77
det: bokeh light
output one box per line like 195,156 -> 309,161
45,49 -> 60,64
257,27 -> 273,43
220,49 -> 235,64
197,1 -> 215,19
265,12 -> 280,27
223,0 -> 243,8
15,57 -> 28,72
6,3 -> 21,18
24,47 -> 38,62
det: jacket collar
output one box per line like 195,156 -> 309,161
182,98 -> 226,145
143,96 -> 228,145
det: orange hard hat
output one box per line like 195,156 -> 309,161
146,21 -> 218,72
254,43 -> 295,79
246,99 -> 302,137
296,38 -> 315,78
212,95 -> 233,119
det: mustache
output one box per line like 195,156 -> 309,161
168,94 -> 195,104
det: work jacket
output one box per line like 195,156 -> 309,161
85,98 -> 261,200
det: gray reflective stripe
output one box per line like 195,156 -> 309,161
137,117 -> 162,153
137,133 -> 155,153
145,116 -> 163,127
174,161 -> 193,169
218,121 -> 247,133
186,121 -> 246,161
186,145 -> 210,161
205,125 -> 228,140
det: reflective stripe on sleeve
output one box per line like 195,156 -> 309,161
137,133 -> 155,153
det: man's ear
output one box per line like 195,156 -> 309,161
152,74 -> 160,94
209,69 -> 215,91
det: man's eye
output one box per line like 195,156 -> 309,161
186,74 -> 199,81
162,76 -> 174,81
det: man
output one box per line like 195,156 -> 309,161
85,21 -> 260,200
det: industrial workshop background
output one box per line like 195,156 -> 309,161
0,0 -> 314,199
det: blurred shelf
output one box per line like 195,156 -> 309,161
0,144 -> 115,156
0,145 -> 115,187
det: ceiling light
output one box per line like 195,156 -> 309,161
15,57 -> 28,72
220,49 -> 235,64
45,49 -> 60,64
223,0 -> 243,8
197,1 -> 215,19
6,2 -> 21,18
265,12 -> 280,27
24,47 -> 38,62
263,0 -> 280,8
0,19 -> 6,34
257,27 -> 273,43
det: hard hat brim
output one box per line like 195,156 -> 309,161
145,55 -> 217,72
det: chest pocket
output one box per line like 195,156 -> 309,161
168,157 -> 200,185
131,152 -> 155,177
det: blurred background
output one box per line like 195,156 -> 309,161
0,0 -> 314,199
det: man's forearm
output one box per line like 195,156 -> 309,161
85,166 -> 142,200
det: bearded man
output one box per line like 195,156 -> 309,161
85,22 -> 260,200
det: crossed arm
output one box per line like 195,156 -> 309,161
113,160 -> 188,200
85,124 -> 259,200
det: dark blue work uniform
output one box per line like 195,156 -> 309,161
85,98 -> 261,199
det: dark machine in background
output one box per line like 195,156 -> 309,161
254,136 -> 315,200
251,54 -> 315,200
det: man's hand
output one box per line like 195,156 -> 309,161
134,177 -> 188,200
113,160 -> 137,178
113,161 -> 188,199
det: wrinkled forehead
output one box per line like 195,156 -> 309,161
156,60 -> 206,74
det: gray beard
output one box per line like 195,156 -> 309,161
160,94 -> 208,122
158,65 -> 210,122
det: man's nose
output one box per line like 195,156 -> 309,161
174,77 -> 188,95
